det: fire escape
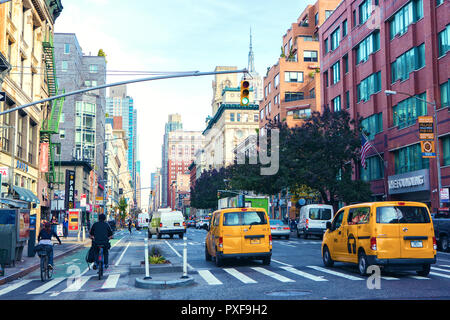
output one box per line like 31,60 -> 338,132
40,33 -> 65,186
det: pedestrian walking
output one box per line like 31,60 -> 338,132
128,220 -> 132,234
63,216 -> 69,238
50,215 -> 58,235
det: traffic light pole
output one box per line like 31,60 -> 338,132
0,69 -> 249,116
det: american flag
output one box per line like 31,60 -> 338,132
360,134 -> 373,169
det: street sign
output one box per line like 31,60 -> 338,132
441,188 -> 449,203
418,116 -> 434,140
0,92 -> 6,102
80,194 -> 86,207
421,140 -> 436,158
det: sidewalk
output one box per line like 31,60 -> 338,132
0,230 -> 91,285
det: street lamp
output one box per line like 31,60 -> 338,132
385,90 -> 442,207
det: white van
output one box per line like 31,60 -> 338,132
297,204 -> 333,239
148,208 -> 186,239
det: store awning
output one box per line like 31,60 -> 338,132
13,186 -> 40,204
24,189 -> 40,204
0,197 -> 29,209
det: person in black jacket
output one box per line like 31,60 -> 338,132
89,214 -> 113,269
37,222 -> 62,268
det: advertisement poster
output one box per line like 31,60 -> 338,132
18,210 -> 30,241
56,224 -> 64,236
65,170 -> 76,209
39,143 -> 49,173
68,209 -> 80,231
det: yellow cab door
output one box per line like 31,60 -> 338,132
326,209 -> 347,261
221,210 -> 243,255
241,209 -> 270,254
375,205 -> 402,259
397,204 -> 435,259
344,206 -> 372,263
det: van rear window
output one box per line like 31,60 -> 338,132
309,208 -> 332,220
376,206 -> 430,224
223,211 -> 267,226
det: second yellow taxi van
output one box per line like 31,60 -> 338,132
205,207 -> 272,267
322,201 -> 436,276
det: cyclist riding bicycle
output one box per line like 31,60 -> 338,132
89,214 -> 113,270
37,222 -> 62,269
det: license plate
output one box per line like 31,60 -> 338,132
250,239 -> 260,244
277,227 -> 282,231
174,223 -> 180,226
410,240 -> 423,248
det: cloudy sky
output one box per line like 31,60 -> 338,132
54,0 -> 315,207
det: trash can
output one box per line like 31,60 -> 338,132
27,215 -> 37,257
0,224 -> 16,266
0,209 -> 30,265
0,248 -> 8,276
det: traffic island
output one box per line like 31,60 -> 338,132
135,274 -> 195,289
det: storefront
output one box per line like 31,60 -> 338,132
388,169 -> 431,207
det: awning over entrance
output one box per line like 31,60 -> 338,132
13,186 -> 40,204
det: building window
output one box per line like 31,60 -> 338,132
324,38 -> 329,54
324,71 -> 329,88
361,155 -> 384,181
61,61 -> 68,72
390,0 -> 423,39
237,113 -> 241,122
357,71 -> 381,103
315,12 -> 319,25
345,91 -> 350,109
333,95 -> 341,112
254,114 -> 259,122
342,19 -> 348,37
443,135 -> 450,166
310,88 -> 315,98
356,30 -> 380,64
391,43 -> 425,83
284,71 -> 304,83
331,61 -> 340,85
361,112 -> 383,140
285,92 -> 304,102
287,108 -> 311,119
303,50 -> 318,62
274,73 -> 280,88
268,102 -> 271,114
230,113 -> 235,122
359,0 -> 377,25
343,54 -> 349,73
325,10 -> 333,20
89,64 -> 98,73
64,43 -> 70,54
438,25 -> 449,57
437,0 -> 444,5
393,93 -> 427,128
440,80 -> 449,108
394,143 -> 429,174
60,129 -> 65,139
331,27 -> 340,51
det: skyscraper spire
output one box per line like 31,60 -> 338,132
248,27 -> 255,74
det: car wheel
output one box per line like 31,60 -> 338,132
439,235 -> 449,252
169,234 -> 174,239
205,245 -> 212,261
322,246 -> 334,267
179,233 -> 183,239
262,256 -> 271,265
215,251 -> 223,267
358,251 -> 369,276
285,235 -> 290,240
417,264 -> 431,277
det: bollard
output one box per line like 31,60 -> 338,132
82,226 -> 85,242
181,235 -> 188,279
144,237 -> 151,279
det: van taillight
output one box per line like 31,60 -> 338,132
305,219 -> 309,229
182,221 -> 186,227
219,237 -> 223,248
370,237 -> 377,251
269,235 -> 272,246
433,237 -> 437,250
159,223 -> 163,228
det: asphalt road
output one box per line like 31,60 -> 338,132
1,227 -> 450,300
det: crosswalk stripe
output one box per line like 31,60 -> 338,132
409,276 -> 430,280
431,267 -> 450,273
0,280 -> 33,297
28,277 -> 66,295
430,271 -> 450,279
281,266 -> 328,282
381,276 -> 399,280
271,259 -> 293,267
307,266 -> 364,280
198,270 -> 222,285
60,276 -> 91,293
224,268 -> 257,284
251,267 -> 295,283
102,274 -> 120,289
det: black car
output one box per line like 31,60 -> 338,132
107,220 -> 116,232
433,209 -> 450,252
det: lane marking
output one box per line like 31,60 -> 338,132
198,270 -> 222,285
27,277 -> 66,295
101,274 -> 120,289
307,266 -> 364,280
271,259 -> 293,267
114,242 -> 131,266
163,240 -> 194,270
381,276 -> 400,280
430,271 -> 450,279
0,280 -> 33,297
59,275 -> 91,293
281,266 -> 328,282
223,268 -> 257,284
409,276 -> 430,280
431,267 -> 450,273
251,267 -> 295,283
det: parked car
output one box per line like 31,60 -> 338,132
269,219 -> 290,239
186,220 -> 196,228
205,207 -> 272,266
297,204 -> 333,239
322,201 -> 437,276
196,219 -> 209,230
432,208 -> 450,252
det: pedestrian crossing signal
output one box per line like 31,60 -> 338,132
240,80 -> 250,106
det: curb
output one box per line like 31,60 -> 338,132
0,241 -> 89,286
135,275 -> 195,289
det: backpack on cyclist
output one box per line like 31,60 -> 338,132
86,246 -> 96,263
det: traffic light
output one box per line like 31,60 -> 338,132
240,80 -> 250,106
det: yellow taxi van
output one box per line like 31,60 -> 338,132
205,207 -> 272,267
322,201 -> 437,276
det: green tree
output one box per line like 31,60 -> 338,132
115,197 -> 128,226
97,49 -> 107,63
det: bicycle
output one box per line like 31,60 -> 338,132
36,243 -> 58,282
95,245 -> 105,280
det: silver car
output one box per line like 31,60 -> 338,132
269,219 -> 291,239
